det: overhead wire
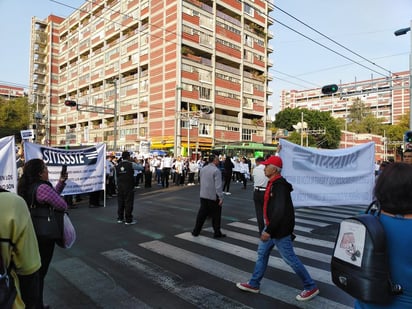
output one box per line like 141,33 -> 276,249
49,0 -> 397,92
274,5 -> 393,76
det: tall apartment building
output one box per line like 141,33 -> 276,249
280,71 -> 410,125
29,0 -> 274,154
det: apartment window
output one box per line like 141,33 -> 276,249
227,126 -> 239,132
243,97 -> 253,109
199,15 -> 213,30
243,82 -> 253,94
199,69 -> 212,83
200,32 -> 213,47
244,3 -> 254,16
182,25 -> 194,35
245,35 -> 253,47
199,87 -> 211,100
183,7 -> 194,16
140,34 -> 148,46
242,128 -> 254,141
199,123 -> 211,136
140,80 -> 148,92
244,50 -> 254,62
182,83 -> 193,91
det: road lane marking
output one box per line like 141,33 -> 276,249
140,240 -> 350,309
176,232 -> 332,284
102,248 -> 253,309
53,257 -> 151,309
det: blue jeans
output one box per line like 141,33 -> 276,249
248,234 -> 317,291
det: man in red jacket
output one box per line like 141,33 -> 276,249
236,156 -> 319,301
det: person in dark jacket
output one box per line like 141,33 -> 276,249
236,156 -> 319,302
116,151 -> 143,225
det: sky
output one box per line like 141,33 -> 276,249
0,0 -> 411,115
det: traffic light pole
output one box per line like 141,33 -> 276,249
71,78 -> 118,150
394,21 -> 412,130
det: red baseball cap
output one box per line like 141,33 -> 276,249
261,156 -> 283,168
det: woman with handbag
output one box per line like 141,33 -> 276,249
18,159 -> 68,309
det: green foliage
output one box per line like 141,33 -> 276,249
346,98 -> 385,134
383,114 -> 410,142
0,97 -> 32,132
273,107 -> 341,149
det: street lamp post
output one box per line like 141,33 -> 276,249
108,78 -> 118,150
175,86 -> 183,156
395,20 -> 412,130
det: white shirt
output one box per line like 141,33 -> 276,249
253,164 -> 268,188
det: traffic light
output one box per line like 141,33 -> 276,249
64,100 -> 77,107
321,84 -> 339,95
404,131 -> 412,143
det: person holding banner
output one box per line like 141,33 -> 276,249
236,156 -> 319,301
17,158 -> 69,309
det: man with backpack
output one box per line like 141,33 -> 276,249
0,190 -> 41,309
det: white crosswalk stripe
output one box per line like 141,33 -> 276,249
52,257 -> 152,309
134,206 -> 361,308
102,248 -> 253,309
139,240 -> 349,309
50,205 -> 358,308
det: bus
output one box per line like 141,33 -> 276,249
212,142 -> 277,159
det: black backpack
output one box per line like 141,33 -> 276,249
331,202 -> 402,304
0,238 -> 17,309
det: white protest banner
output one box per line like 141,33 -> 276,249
24,142 -> 106,195
279,139 -> 375,207
0,136 -> 17,192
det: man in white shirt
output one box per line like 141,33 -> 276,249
252,157 -> 268,234
161,154 -> 173,188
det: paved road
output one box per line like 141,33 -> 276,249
43,181 -> 361,308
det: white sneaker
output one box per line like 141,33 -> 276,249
125,220 -> 137,225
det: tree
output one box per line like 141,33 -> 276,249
0,97 -> 32,138
347,98 -> 384,134
382,114 -> 409,142
273,108 -> 341,149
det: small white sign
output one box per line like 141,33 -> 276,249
20,129 -> 34,140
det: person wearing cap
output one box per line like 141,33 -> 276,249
191,154 -> 225,238
115,151 -> 143,225
236,155 -> 319,301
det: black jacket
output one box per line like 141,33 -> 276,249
265,176 -> 295,239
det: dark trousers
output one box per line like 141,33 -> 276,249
240,173 -> 247,189
36,238 -> 55,309
192,198 -> 223,236
162,168 -> 171,187
117,186 -> 135,222
188,172 -> 195,184
89,190 -> 101,206
106,176 -> 116,195
253,190 -> 266,234
223,172 -> 232,192
135,173 -> 142,186
144,171 -> 152,188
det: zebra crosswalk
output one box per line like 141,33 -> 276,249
49,205 -> 365,308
